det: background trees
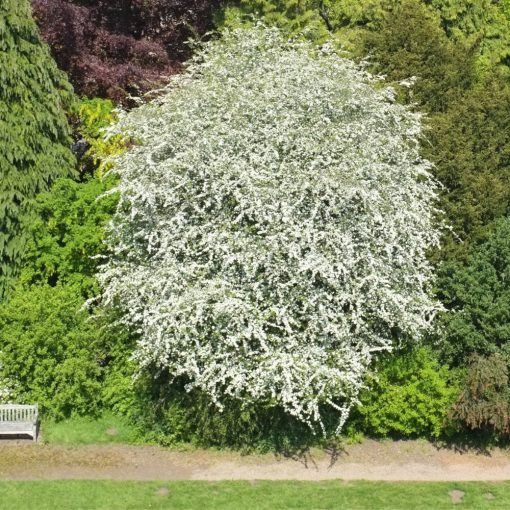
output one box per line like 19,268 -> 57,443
0,99 -> 133,416
0,0 -> 75,298
31,0 -> 222,101
438,217 -> 510,366
2,0 -> 510,445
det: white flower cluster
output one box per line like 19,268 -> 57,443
98,26 -> 442,431
0,361 -> 13,404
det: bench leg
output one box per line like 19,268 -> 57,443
33,424 -> 37,442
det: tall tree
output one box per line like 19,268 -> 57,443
98,26 -> 442,431
0,0 -> 75,297
361,0 -> 475,113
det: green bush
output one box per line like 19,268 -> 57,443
0,284 -> 102,417
130,372 -> 344,452
437,217 -> 510,366
425,77 -> 510,260
0,94 -> 135,419
350,348 -> 457,439
0,280 -> 134,419
131,349 -> 457,449
360,0 -> 475,113
20,175 -> 118,296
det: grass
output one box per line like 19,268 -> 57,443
0,480 -> 509,509
42,413 -> 141,445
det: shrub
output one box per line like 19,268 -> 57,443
69,98 -> 125,175
19,176 -> 117,297
98,26 -> 442,432
350,348 -> 457,438
0,97 -> 134,418
0,0 -> 75,297
437,217 -> 510,366
424,76 -> 510,258
0,282 -> 134,419
361,0 -> 475,113
0,284 -> 103,417
131,373 -> 327,451
32,0 -> 221,101
449,354 -> 510,437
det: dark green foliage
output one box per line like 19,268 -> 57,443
437,217 -> 510,366
361,0 -> 475,113
449,354 -> 510,436
131,373 -> 343,452
131,350 -> 456,448
425,77 -> 510,256
0,0 -> 75,297
349,348 -> 457,438
351,2 -> 510,261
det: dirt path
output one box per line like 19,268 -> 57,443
2,439 -> 510,481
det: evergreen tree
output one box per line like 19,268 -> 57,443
426,75 -> 510,257
438,217 -> 510,366
0,0 -> 75,297
361,0 -> 475,113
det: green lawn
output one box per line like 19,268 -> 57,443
0,480 -> 509,509
41,413 -> 141,445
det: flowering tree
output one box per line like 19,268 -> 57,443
98,26 -> 442,430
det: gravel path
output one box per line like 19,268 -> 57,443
2,439 -> 510,481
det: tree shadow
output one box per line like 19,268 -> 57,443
431,433 -> 506,457
273,440 -> 347,470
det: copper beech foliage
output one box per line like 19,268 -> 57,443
31,0 -> 221,102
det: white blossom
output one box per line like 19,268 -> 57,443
98,26 -> 442,431
0,360 -> 13,404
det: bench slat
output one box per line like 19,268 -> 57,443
0,422 -> 34,431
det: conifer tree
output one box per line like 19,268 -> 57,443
0,0 -> 75,297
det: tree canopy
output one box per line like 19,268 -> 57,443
0,0 -> 75,298
98,26 -> 442,430
32,0 -> 222,101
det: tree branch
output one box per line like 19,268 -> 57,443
319,0 -> 333,32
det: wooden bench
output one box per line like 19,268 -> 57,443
0,405 -> 38,442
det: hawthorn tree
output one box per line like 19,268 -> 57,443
98,26 -> 442,430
